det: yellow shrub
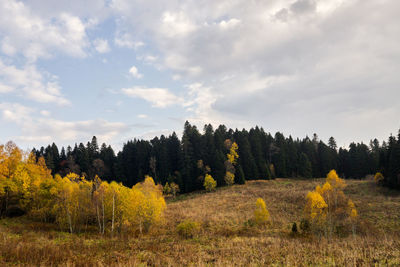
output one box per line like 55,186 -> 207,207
304,191 -> 327,223
176,220 -> 200,238
254,198 -> 270,225
224,171 -> 235,186
374,172 -> 384,184
204,174 -> 217,192
304,169 -> 358,235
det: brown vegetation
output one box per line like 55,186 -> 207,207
1,178 -> 399,266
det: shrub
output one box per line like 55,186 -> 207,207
203,174 -> 217,192
163,182 -> 180,197
374,172 -> 384,184
224,171 -> 235,186
176,220 -> 200,238
291,222 -> 298,234
303,169 -> 358,236
254,198 -> 270,225
300,218 -> 310,233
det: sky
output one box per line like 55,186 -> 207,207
0,0 -> 399,151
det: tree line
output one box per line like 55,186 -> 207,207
33,121 -> 400,191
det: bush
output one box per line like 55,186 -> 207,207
224,171 -> 235,186
374,172 -> 384,184
176,220 -> 200,238
203,174 -> 217,192
303,170 -> 358,236
291,222 -> 298,234
254,198 -> 270,225
300,218 -> 310,233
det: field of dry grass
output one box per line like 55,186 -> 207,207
0,178 -> 399,266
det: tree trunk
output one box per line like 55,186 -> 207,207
102,195 -> 105,234
66,206 -> 73,233
96,204 -> 102,234
111,193 -> 115,235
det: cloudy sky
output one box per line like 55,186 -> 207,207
0,0 -> 399,150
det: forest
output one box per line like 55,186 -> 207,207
33,121 -> 400,192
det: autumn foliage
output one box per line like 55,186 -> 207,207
304,170 -> 358,235
254,198 -> 270,225
374,172 -> 384,184
204,174 -> 217,192
225,141 -> 239,185
0,142 -> 166,234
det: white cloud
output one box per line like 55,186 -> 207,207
112,0 -> 400,145
137,114 -> 148,119
122,86 -> 184,108
128,66 -> 143,79
218,18 -> 241,30
93,38 -> 110,53
40,110 -> 51,116
114,32 -> 144,49
160,11 -> 197,37
0,0 -> 89,61
0,102 -> 129,146
0,84 -> 13,93
0,59 -> 69,105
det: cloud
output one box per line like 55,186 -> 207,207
160,11 -> 197,37
0,102 -> 129,146
0,59 -> 70,105
0,0 -> 90,61
114,32 -> 144,50
128,66 -> 143,79
218,18 -> 241,30
40,110 -> 51,117
111,0 -> 400,145
122,86 -> 184,108
0,84 -> 13,93
137,114 -> 148,119
93,38 -> 110,53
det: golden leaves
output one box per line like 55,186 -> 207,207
204,174 -> 217,192
254,198 -> 270,225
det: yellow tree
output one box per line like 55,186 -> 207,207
227,142 -> 239,164
203,174 -> 217,192
254,198 -> 270,225
224,171 -> 235,186
374,172 -> 384,184
93,176 -> 108,234
54,173 -> 92,233
225,142 -> 239,186
131,176 -> 166,233
107,181 -> 122,234
304,169 -> 358,235
0,142 -> 22,215
304,191 -> 328,225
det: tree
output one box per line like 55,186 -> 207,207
304,170 -> 358,236
203,174 -> 216,192
298,153 -> 312,178
235,165 -> 246,184
328,137 -> 337,150
224,172 -> 235,186
129,176 -> 166,233
254,198 -> 270,225
374,172 -> 384,184
304,191 -> 327,226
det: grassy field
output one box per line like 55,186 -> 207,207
0,178 -> 399,266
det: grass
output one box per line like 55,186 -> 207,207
0,178 -> 399,266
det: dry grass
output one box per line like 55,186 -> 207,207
0,178 -> 399,266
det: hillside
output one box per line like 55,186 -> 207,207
1,178 -> 399,266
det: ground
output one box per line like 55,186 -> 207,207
0,178 -> 399,266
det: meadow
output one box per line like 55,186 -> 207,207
0,178 -> 399,266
